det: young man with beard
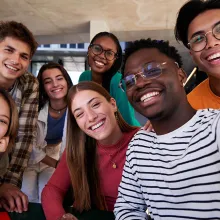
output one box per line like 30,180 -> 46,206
114,39 -> 220,220
175,0 -> 220,109
0,21 -> 39,213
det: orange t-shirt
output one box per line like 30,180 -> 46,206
187,78 -> 220,110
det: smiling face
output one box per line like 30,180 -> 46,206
0,95 -> 10,140
188,9 -> 220,78
124,48 -> 186,120
0,37 -> 31,88
71,90 -> 120,145
42,68 -> 68,101
88,36 -> 117,75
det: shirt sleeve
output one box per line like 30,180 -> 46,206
114,143 -> 148,220
110,72 -> 140,126
1,77 -> 39,187
41,149 -> 71,220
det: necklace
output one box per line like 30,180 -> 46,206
99,139 -> 123,169
49,104 -> 67,114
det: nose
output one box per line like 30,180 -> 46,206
52,79 -> 58,87
205,31 -> 220,49
10,53 -> 20,64
86,108 -> 98,122
135,73 -> 152,88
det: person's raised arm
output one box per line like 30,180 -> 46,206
41,149 -> 72,220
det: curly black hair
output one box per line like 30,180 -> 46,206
122,38 -> 183,76
175,0 -> 220,48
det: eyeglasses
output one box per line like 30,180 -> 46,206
188,22 -> 220,52
89,44 -> 118,61
119,61 -> 179,92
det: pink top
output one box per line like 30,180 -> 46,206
41,128 -> 139,220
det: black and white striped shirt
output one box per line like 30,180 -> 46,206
115,109 -> 220,220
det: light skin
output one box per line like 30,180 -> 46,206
88,36 -> 117,85
0,37 -> 31,90
41,68 -> 68,167
188,9 -> 220,96
71,90 -> 122,145
124,48 -> 195,135
0,37 -> 31,213
0,96 -> 10,155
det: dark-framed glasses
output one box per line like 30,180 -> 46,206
119,61 -> 179,92
188,22 -> 220,52
89,44 -> 118,61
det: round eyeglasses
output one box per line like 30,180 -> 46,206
119,61 -> 179,92
89,44 -> 118,61
188,22 -> 220,52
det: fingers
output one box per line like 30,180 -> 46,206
0,184 -> 28,213
143,120 -> 153,132
61,213 -> 78,220
0,136 -> 10,152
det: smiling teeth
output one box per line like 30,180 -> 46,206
207,53 -> 220,61
95,61 -> 104,66
91,121 -> 104,130
140,92 -> 159,102
6,65 -> 18,71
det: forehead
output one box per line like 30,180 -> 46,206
42,68 -> 62,79
93,36 -> 117,51
0,36 -> 31,56
0,95 -> 10,115
124,48 -> 171,74
72,90 -> 104,108
188,9 -> 220,38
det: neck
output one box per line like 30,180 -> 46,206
98,124 -> 123,146
49,99 -> 67,110
91,70 -> 103,85
209,76 -> 220,97
0,77 -> 15,91
151,99 -> 196,135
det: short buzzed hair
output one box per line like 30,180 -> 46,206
0,21 -> 38,57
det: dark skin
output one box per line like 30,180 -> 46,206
124,48 -> 196,135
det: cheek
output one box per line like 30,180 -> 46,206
76,118 -> 86,132
0,126 -> 8,139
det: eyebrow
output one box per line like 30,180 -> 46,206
43,74 -> 63,81
73,97 -> 99,114
0,114 -> 10,120
5,45 -> 30,57
190,20 -> 220,39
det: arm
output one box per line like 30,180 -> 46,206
41,149 -> 72,220
2,77 -> 39,187
114,148 -> 147,219
0,76 -> 39,213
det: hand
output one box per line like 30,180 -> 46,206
60,213 -> 78,220
0,137 -> 9,152
0,183 -> 28,213
142,120 -> 154,132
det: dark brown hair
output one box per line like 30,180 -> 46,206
66,81 -> 137,212
37,62 -> 73,111
0,89 -> 18,152
0,21 -> 38,57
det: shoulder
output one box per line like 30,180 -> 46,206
18,72 -> 39,90
111,71 -> 122,84
187,79 -> 209,99
79,70 -> 92,82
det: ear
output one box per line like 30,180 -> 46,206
109,98 -> 117,112
177,68 -> 187,87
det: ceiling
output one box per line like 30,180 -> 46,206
1,0 -> 188,49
